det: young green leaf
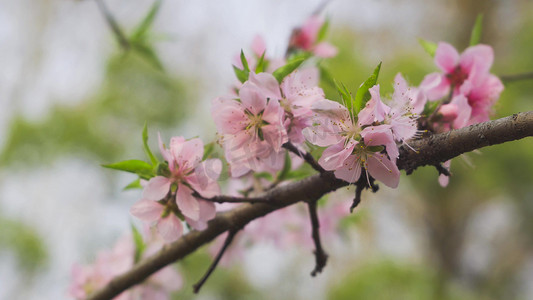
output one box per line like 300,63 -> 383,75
418,38 -> 438,57
240,50 -> 251,73
142,122 -> 158,166
123,178 -> 143,190
272,58 -> 305,83
317,18 -> 330,42
233,65 -> 249,83
130,0 -> 162,42
202,142 -> 216,160
131,223 -> 145,263
102,159 -> 154,179
131,43 -> 165,71
469,14 -> 484,46
277,152 -> 292,181
353,62 -> 382,113
253,172 -> 273,181
255,51 -> 267,74
333,79 -> 353,112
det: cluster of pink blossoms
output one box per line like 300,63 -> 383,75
213,69 -> 325,177
420,42 -> 504,130
419,42 -> 503,185
304,74 -> 424,187
69,231 -> 182,300
130,136 -> 222,242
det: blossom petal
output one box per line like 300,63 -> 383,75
367,155 -> 400,188
158,132 -> 173,163
174,138 -> 203,170
450,94 -> 471,129
211,96 -> 248,134
185,200 -> 217,231
318,140 -> 357,171
240,81 -> 267,115
176,183 -> 200,220
143,176 -> 171,201
358,85 -> 390,126
459,44 -> 493,75
435,42 -> 459,73
130,199 -> 164,222
187,159 -> 222,198
313,42 -> 338,58
419,73 -> 450,101
334,155 -> 362,183
251,35 -> 267,57
157,214 -> 183,243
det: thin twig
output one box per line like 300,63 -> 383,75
434,163 -> 451,177
95,0 -> 130,50
308,201 -> 328,276
350,172 -> 378,213
283,142 -> 325,173
500,72 -> 533,83
193,229 -> 239,293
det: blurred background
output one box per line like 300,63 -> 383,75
0,0 -> 532,299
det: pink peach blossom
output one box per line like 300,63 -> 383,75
280,68 -> 325,144
289,16 -> 338,58
68,234 -> 182,299
131,136 -> 221,242
304,99 -> 400,187
213,72 -> 288,177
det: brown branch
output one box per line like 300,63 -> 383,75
398,111 -> 533,174
308,201 -> 328,276
88,111 -> 533,300
193,229 -> 239,293
283,142 -> 325,173
500,72 -> 533,83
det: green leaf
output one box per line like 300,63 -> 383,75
285,169 -> 313,181
131,223 -> 145,263
253,172 -> 273,181
469,14 -> 484,46
131,42 -> 164,71
240,50 -> 250,73
353,62 -> 382,114
255,51 -> 267,74
202,142 -> 216,160
418,38 -> 437,57
142,122 -> 158,166
317,18 -> 330,42
367,145 -> 385,153
130,0 -> 162,42
123,178 -> 143,190
102,159 -> 154,179
334,79 -> 353,112
272,58 -> 305,83
277,152 -> 292,181
233,65 -> 249,83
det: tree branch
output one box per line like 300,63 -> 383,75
283,142 -> 326,173
88,111 -> 533,300
500,72 -> 533,83
308,201 -> 328,276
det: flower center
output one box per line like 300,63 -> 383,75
447,66 -> 468,87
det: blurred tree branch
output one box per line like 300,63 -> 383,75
88,111 -> 533,300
